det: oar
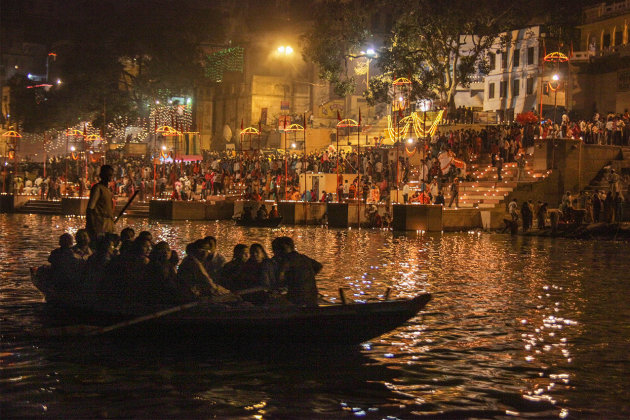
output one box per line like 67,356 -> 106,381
114,190 -> 139,224
38,287 -> 267,337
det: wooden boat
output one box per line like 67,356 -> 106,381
235,216 -> 283,227
31,267 -> 431,344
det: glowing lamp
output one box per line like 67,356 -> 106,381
552,74 -> 559,81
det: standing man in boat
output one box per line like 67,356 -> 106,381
86,165 -> 115,240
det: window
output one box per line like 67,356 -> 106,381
500,81 -> 507,97
501,53 -> 508,69
512,79 -> 520,96
489,83 -> 495,99
603,33 -> 611,48
513,49 -> 520,67
615,30 -> 622,46
527,47 -> 535,65
488,53 -> 496,70
526,77 -> 534,95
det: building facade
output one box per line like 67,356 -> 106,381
483,26 -> 543,122
569,1 -> 630,117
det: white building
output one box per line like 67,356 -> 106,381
483,26 -> 542,122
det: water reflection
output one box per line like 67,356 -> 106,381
1,214 -> 629,418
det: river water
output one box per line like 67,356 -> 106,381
1,214 -> 629,419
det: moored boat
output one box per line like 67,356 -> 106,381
31,267 -> 431,344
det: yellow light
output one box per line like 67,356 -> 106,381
285,46 -> 294,55
277,46 -> 285,54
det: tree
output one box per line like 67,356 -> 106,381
303,0 -> 532,110
7,0 -> 223,133
301,0 -> 373,98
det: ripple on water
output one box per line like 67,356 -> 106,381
1,214 -> 629,418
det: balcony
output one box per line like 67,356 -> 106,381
584,0 -> 630,23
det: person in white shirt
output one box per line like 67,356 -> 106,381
402,183 -> 410,204
508,198 -> 519,222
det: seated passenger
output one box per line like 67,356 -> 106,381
105,237 -> 151,303
241,206 -> 253,221
241,243 -> 276,289
256,205 -> 268,220
271,236 -> 322,306
269,205 -> 280,218
177,240 -> 230,298
119,227 -> 135,256
143,241 -> 193,304
217,244 -> 249,290
72,229 -> 92,260
137,230 -> 153,245
203,236 -> 226,280
84,234 -> 117,300
48,233 -> 82,291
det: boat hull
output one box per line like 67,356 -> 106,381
31,268 -> 431,345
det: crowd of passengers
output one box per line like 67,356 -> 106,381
44,228 -> 322,307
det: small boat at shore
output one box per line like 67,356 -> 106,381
31,267 -> 431,344
235,216 -> 283,227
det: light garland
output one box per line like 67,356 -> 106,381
385,110 -> 444,142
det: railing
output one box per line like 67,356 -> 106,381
584,0 -> 630,23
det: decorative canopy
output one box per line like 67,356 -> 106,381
1,130 -> 22,138
285,124 -> 305,131
336,119 -> 358,128
156,126 -> 181,136
240,127 -> 260,135
544,52 -> 569,63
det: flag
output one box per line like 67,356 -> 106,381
303,113 -> 307,132
240,118 -> 244,131
358,108 -> 362,126
283,115 -> 287,129
337,110 -> 342,121
83,123 -> 87,138
570,41 -> 573,59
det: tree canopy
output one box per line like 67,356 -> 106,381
7,0 -> 223,133
302,0 -> 586,110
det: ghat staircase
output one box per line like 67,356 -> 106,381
17,199 -> 62,215
407,156 -> 551,210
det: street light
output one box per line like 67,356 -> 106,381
277,46 -> 293,56
551,74 -> 560,131
418,99 -> 431,167
361,47 -> 378,129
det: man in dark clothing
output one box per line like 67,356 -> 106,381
434,190 -> 445,206
272,236 -> 322,306
537,202 -> 548,229
592,191 -> 602,223
521,200 -> 533,232
48,233 -> 82,290
448,178 -> 459,208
